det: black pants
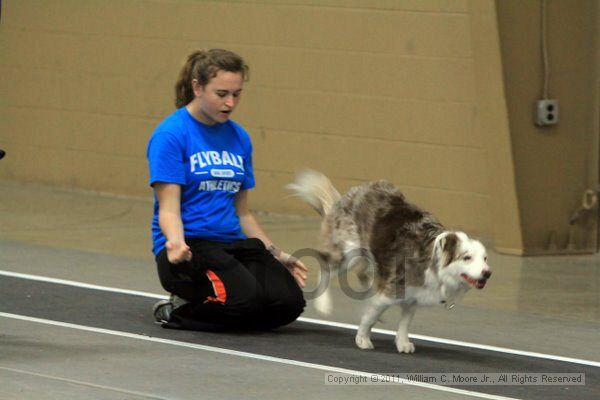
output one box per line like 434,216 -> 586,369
156,238 -> 305,331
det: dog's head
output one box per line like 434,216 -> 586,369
434,231 -> 491,289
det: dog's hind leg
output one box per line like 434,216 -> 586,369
395,302 -> 417,353
355,293 -> 393,350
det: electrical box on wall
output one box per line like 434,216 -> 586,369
535,99 -> 559,126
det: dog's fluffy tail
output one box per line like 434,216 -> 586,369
287,170 -> 341,216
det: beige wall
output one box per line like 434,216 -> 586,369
496,0 -> 599,254
1,1 -> 522,251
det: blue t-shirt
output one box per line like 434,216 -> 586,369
147,107 -> 255,255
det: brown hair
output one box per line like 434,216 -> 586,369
174,49 -> 249,108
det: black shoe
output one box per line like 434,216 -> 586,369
152,299 -> 173,324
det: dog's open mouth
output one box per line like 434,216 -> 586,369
461,273 -> 487,289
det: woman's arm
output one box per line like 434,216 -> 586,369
235,190 -> 307,287
154,182 -> 192,264
235,190 -> 274,248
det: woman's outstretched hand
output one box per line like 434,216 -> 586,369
277,250 -> 308,288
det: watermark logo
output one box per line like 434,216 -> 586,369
289,247 -> 409,302
324,372 -> 585,386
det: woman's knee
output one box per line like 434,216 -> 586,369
288,297 -> 306,320
263,295 -> 305,329
282,282 -> 306,317
285,291 -> 306,313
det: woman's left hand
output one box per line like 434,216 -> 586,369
277,251 -> 308,288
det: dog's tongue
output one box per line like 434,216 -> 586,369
461,273 -> 486,289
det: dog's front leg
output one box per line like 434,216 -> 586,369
395,302 -> 417,353
355,294 -> 392,350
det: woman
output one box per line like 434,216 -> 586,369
147,49 -> 306,331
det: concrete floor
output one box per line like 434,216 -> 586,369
1,180 -> 599,399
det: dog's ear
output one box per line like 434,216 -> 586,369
436,232 -> 459,267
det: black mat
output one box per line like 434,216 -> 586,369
1,276 -> 597,400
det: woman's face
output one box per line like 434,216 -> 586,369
189,70 -> 244,125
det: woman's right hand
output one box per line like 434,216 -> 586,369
166,240 -> 193,264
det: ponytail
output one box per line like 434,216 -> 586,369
174,49 -> 249,108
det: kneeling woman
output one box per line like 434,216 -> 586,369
147,49 -> 306,331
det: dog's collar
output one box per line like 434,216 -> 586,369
440,300 -> 456,309
439,286 -> 456,309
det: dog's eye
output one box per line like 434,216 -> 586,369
484,256 -> 488,262
463,255 -> 472,261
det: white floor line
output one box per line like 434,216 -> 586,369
1,269 -> 599,368
0,365 -> 169,400
298,317 -> 600,368
0,270 -> 166,300
0,312 -> 518,400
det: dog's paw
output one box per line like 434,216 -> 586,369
355,334 -> 375,350
395,340 -> 415,354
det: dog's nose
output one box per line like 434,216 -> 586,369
482,270 -> 492,279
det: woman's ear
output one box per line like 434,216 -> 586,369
191,79 -> 204,97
